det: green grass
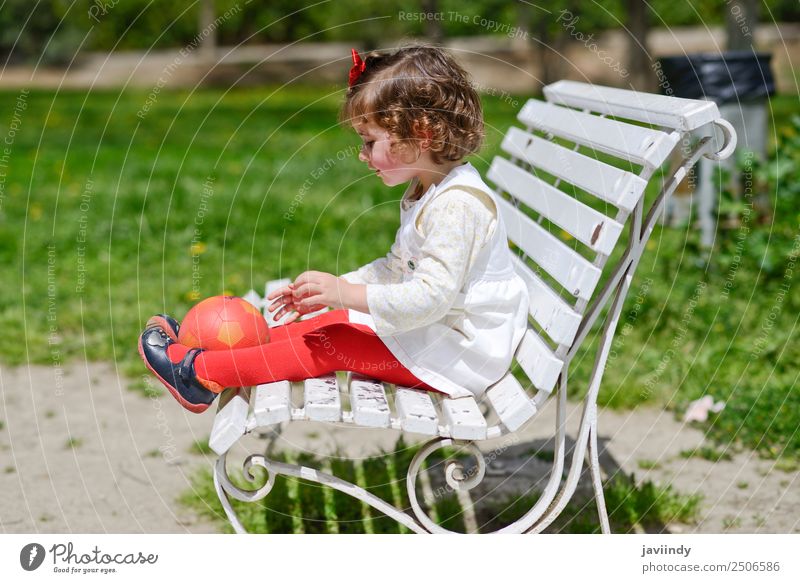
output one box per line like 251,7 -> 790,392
482,475 -> 701,534
65,437 -> 83,449
180,436 -> 468,534
189,438 -> 213,455
637,459 -> 662,470
1,85 -> 798,461
680,446 -> 734,462
180,438 -> 701,534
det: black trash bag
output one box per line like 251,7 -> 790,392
656,51 -> 775,104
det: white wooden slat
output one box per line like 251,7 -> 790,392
209,387 -> 251,455
304,374 -> 341,422
253,381 -> 292,426
544,79 -> 721,132
349,374 -> 391,428
242,289 -> 263,311
264,278 -> 293,327
395,387 -> 439,435
510,254 -> 582,346
486,373 -> 538,432
497,195 -> 601,300
501,126 -> 646,213
489,156 -> 624,256
515,328 -> 564,394
518,99 -> 680,169
441,397 -> 487,440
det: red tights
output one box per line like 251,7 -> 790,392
165,309 -> 443,395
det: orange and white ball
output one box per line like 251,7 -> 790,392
178,295 -> 270,350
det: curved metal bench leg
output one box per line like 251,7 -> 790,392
213,457 -> 250,534
587,418 -> 611,534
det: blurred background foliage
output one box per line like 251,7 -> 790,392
1,0 -> 799,65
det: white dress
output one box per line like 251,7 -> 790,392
341,162 -> 529,399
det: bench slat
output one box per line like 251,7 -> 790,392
544,79 -> 720,132
486,373 -> 537,432
518,99 -> 679,169
501,126 -> 647,213
489,156 -> 624,256
304,375 -> 341,422
515,328 -> 564,394
394,387 -> 439,435
441,397 -> 487,440
242,289 -> 264,312
497,195 -> 601,300
510,254 -> 582,346
209,387 -> 251,455
349,374 -> 391,428
253,381 -> 292,426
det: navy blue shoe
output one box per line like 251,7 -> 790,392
138,321 -> 221,413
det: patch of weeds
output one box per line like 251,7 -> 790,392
189,439 -> 213,455
4,466 -> 15,474
774,457 -> 799,472
65,437 -> 83,449
736,481 -> 748,489
680,446 -> 732,462
0,420 -> 4,431
45,410 -> 55,419
604,475 -> 702,530
637,459 -> 662,470
722,515 -> 742,530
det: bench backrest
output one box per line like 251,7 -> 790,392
488,80 -> 732,407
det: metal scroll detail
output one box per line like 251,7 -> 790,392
213,453 -> 276,534
214,437 -> 498,534
406,437 -> 486,534
213,449 -> 431,534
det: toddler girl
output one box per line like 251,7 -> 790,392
138,44 -> 529,413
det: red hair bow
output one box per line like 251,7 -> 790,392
348,48 -> 367,87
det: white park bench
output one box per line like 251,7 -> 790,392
208,80 -> 736,534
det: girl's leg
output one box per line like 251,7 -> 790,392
166,313 -> 445,395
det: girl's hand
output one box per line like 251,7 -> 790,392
291,270 -> 351,312
266,283 -> 307,324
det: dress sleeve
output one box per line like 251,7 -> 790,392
340,235 -> 405,285
365,189 -> 497,336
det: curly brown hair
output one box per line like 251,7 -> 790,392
339,43 -> 484,166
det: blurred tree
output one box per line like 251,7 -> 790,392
725,0 -> 759,51
626,0 -> 653,90
2,0 -> 798,63
421,0 -> 443,44
198,0 -> 217,62
0,0 -> 85,65
84,0 -> 199,51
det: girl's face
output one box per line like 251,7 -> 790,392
354,120 -> 420,187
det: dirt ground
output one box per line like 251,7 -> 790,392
0,360 -> 798,534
